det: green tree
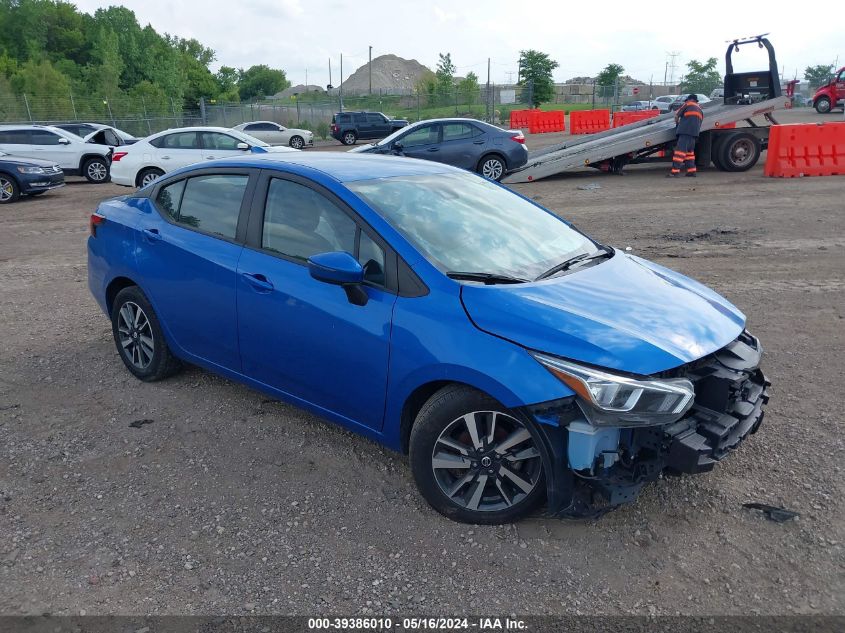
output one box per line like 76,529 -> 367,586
595,63 -> 624,99
435,52 -> 456,105
238,64 -> 289,101
90,27 -> 123,97
518,49 -> 558,107
457,71 -> 479,106
215,65 -> 240,101
680,58 -> 721,95
804,64 -> 835,88
11,58 -> 70,96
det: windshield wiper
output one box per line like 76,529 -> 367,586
446,271 -> 530,285
534,247 -> 613,281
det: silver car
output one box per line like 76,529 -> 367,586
231,121 -> 313,149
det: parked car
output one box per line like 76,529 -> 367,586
231,121 -> 313,149
669,94 -> 712,111
0,124 -> 112,183
653,94 -> 680,113
0,150 -> 65,203
811,66 -> 845,113
88,152 -> 769,524
109,126 -> 298,188
709,88 -> 725,100
53,123 -> 139,145
348,118 -> 527,181
331,111 -> 408,145
621,100 -> 659,112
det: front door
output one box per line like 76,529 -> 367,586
200,131 -> 249,161
30,129 -> 79,169
440,122 -> 484,169
134,169 -> 254,371
397,123 -> 442,161
236,173 -> 395,430
836,70 -> 845,103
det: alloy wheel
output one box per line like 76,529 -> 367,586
141,171 -> 161,187
290,136 -> 304,149
117,301 -> 155,370
431,410 -> 542,512
0,177 -> 13,202
481,158 -> 504,180
87,161 -> 108,181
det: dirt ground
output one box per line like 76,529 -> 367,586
1,109 -> 843,617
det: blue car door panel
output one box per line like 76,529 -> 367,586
135,169 -> 256,371
236,173 -> 396,430
398,123 -> 442,162
440,122 -> 484,169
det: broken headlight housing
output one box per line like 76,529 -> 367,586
531,352 -> 695,427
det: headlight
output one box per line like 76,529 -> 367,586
17,166 -> 45,174
531,352 -> 695,427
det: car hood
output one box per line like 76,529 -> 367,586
0,154 -> 59,168
460,252 -> 746,375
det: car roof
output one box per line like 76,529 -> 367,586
191,152 -> 458,183
146,126 -> 243,138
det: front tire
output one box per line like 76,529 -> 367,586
341,131 -> 357,146
814,96 -> 832,114
0,174 -> 20,204
111,286 -> 181,382
477,154 -> 506,181
409,385 -> 545,524
83,157 -> 110,183
289,135 -> 305,149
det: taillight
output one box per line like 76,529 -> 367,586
112,151 -> 128,162
89,213 -> 105,237
510,132 -> 525,144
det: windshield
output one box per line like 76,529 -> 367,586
347,172 -> 600,280
372,122 -> 418,147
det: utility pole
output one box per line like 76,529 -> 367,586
368,45 -> 373,95
486,57 -> 491,121
305,68 -> 308,87
340,53 -> 344,111
328,57 -> 332,89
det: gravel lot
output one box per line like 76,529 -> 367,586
1,111 -> 843,617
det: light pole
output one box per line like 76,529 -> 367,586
369,45 -> 373,95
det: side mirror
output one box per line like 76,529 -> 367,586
393,141 -> 403,151
308,251 -> 368,305
58,138 -> 71,145
237,142 -> 250,150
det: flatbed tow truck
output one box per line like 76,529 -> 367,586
503,35 -> 791,184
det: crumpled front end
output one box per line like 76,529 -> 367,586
533,331 -> 770,515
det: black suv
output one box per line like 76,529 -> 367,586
330,111 -> 408,145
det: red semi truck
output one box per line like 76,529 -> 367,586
813,66 -> 845,113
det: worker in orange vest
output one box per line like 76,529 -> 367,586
668,94 -> 704,177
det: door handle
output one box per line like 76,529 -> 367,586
426,147 -> 439,152
241,272 -> 274,292
161,155 -> 170,160
143,228 -> 162,242
205,156 -> 216,160
473,140 -> 485,144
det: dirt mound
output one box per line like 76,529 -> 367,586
339,54 -> 433,95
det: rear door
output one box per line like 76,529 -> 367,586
151,131 -> 202,171
356,114 -> 375,139
439,122 -> 484,169
0,129 -> 35,159
397,123 -> 442,161
236,172 -> 396,429
243,122 -> 285,145
135,169 -> 255,370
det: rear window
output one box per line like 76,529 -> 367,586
150,132 -> 199,150
0,129 -> 30,144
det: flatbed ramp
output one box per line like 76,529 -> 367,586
503,97 -> 788,184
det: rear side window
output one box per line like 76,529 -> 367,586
442,123 -> 476,141
245,122 -> 277,131
156,174 -> 248,239
151,132 -> 199,150
366,113 -> 384,124
30,130 -> 63,145
0,130 -> 30,144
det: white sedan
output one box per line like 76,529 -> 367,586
110,126 -> 297,188
231,121 -> 314,149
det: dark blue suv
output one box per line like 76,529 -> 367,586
88,153 -> 768,523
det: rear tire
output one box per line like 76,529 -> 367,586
83,157 -> 110,183
477,154 -> 506,181
717,132 -> 761,172
289,135 -> 305,149
341,131 -> 357,146
409,385 -> 546,524
814,96 -> 832,114
0,174 -> 20,204
137,167 -> 164,188
111,286 -> 182,382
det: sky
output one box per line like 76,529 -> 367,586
72,0 -> 843,86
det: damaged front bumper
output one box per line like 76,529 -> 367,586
534,331 -> 770,516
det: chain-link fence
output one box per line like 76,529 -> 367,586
0,81 -> 690,139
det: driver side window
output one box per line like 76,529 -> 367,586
400,124 -> 439,148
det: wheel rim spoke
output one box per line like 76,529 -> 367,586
462,413 -> 484,450
495,478 -> 514,507
436,436 -> 471,455
506,446 -> 540,462
499,464 -> 534,494
493,427 -> 531,455
465,474 -> 488,510
446,472 -> 474,498
431,450 -> 472,470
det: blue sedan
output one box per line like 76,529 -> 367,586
88,153 -> 769,523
